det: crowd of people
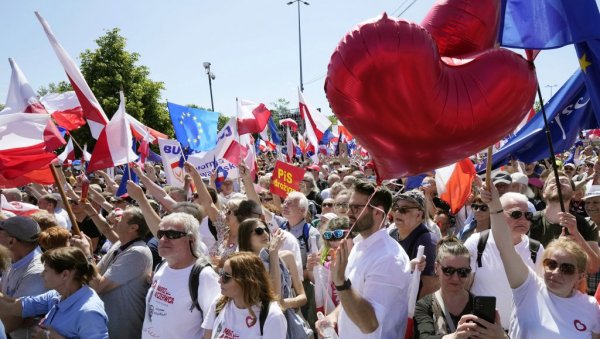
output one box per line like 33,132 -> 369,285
0,140 -> 599,338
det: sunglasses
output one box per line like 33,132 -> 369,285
391,205 -> 419,214
323,229 -> 348,240
157,230 -> 188,240
322,203 -> 334,208
507,210 -> 533,221
543,258 -> 576,275
471,204 -> 489,212
219,269 -> 233,284
334,203 -> 349,210
253,227 -> 269,236
439,265 -> 472,278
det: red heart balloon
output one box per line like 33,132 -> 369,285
325,13 -> 537,178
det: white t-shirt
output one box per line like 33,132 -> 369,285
202,298 -> 286,338
338,228 -> 411,338
509,267 -> 600,338
465,232 -> 544,329
142,262 -> 220,338
54,212 -> 70,230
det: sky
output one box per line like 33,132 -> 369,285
1,0 -> 596,120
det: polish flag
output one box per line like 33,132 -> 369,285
87,92 -> 138,172
138,130 -> 151,164
237,100 -> 271,135
1,195 -> 40,216
127,114 -> 168,145
36,12 -> 109,139
82,144 -> 92,162
57,137 -> 76,164
298,89 -> 332,149
286,127 -> 295,162
1,58 -> 47,115
0,167 -> 55,187
214,118 -> 250,166
40,92 -> 86,131
435,159 -> 477,214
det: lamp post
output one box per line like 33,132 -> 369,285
545,84 -> 558,97
287,0 -> 309,92
203,62 -> 215,111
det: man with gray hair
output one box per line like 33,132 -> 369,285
142,213 -> 220,339
0,216 -> 46,339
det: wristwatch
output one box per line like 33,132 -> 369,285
335,278 -> 352,291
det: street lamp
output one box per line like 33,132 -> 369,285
203,62 -> 216,111
545,84 -> 558,97
287,0 -> 309,92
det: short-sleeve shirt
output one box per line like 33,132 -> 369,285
202,299 -> 287,338
529,211 -> 599,247
21,286 -> 108,339
395,224 -> 436,276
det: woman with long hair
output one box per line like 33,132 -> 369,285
202,252 -> 287,338
414,237 -> 505,338
482,185 -> 600,338
0,247 -> 108,338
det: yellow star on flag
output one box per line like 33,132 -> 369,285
579,53 -> 592,73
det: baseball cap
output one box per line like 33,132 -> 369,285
306,164 -> 320,172
492,171 -> 512,185
394,190 -> 425,211
0,216 -> 41,243
584,185 -> 600,200
511,172 -> 534,198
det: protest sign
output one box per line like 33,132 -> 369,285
270,161 -> 305,198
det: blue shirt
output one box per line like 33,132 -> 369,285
21,286 -> 108,339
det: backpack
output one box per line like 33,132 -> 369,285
154,259 -> 212,315
476,229 -> 540,267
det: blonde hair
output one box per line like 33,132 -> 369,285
543,237 -> 588,274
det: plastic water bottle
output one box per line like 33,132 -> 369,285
317,311 -> 339,339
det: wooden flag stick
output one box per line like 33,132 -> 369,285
49,164 -> 81,235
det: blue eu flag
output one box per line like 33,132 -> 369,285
576,39 -> 600,123
168,102 -> 218,152
499,0 -> 600,49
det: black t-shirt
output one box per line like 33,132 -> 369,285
529,210 -> 599,247
78,216 -> 105,252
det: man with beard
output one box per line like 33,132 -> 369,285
316,181 -> 410,338
529,172 -> 600,274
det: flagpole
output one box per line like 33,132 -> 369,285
486,147 -> 493,191
65,131 -> 85,155
236,97 -> 243,191
49,164 -> 81,235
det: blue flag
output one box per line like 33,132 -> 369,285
168,102 -> 218,152
575,39 -> 600,122
267,116 -> 282,145
116,164 -> 139,197
499,0 -> 600,49
478,70 -> 599,172
148,149 -> 162,163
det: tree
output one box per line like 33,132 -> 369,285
270,98 -> 291,125
66,28 -> 171,147
37,81 -> 73,97
328,115 -> 338,125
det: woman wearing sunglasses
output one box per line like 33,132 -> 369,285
464,192 -> 544,331
458,195 -> 491,241
414,237 -> 506,338
482,186 -> 600,338
237,218 -> 307,313
202,252 -> 287,338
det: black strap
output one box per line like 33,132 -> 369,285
529,238 -> 540,264
477,230 -> 491,268
189,260 -> 213,314
259,299 -> 270,336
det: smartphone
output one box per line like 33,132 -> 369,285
472,296 -> 496,324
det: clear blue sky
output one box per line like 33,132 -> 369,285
1,0 -> 596,119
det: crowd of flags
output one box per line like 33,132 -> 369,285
3,1 -> 600,199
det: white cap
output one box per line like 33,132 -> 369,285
584,185 -> 600,200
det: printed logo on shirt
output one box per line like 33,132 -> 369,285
154,284 -> 175,304
574,319 -> 587,332
217,328 -> 240,339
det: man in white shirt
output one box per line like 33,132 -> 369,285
317,181 -> 411,338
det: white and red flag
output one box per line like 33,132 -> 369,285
57,137 -> 76,164
299,89 -> 331,150
1,58 -> 47,114
36,12 -> 109,139
87,92 -> 138,172
435,159 -> 477,214
40,92 -> 85,131
237,100 -> 271,135
1,195 -> 40,216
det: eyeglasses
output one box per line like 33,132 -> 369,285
323,229 -> 348,240
334,202 -> 349,210
471,204 -> 489,212
253,227 -> 269,236
219,269 -> 233,283
507,210 -> 533,221
348,204 -> 368,214
439,265 -> 472,278
322,203 -> 334,208
543,258 -> 576,275
157,230 -> 188,240
391,205 -> 419,214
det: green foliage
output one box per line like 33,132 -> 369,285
37,81 -> 72,96
327,115 -> 338,125
218,114 -> 229,131
63,28 -> 171,147
269,98 -> 291,126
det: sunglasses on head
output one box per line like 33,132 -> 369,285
507,210 -> 533,221
323,229 -> 348,240
543,258 -> 576,275
439,265 -> 472,278
471,203 -> 489,212
253,227 -> 269,236
219,269 -> 233,283
322,203 -> 334,208
157,230 -> 188,240
391,205 -> 419,214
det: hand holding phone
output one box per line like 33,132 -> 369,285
472,296 -> 496,324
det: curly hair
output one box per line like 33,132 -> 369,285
215,252 -> 278,319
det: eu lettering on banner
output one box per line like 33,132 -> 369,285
270,161 -> 305,198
